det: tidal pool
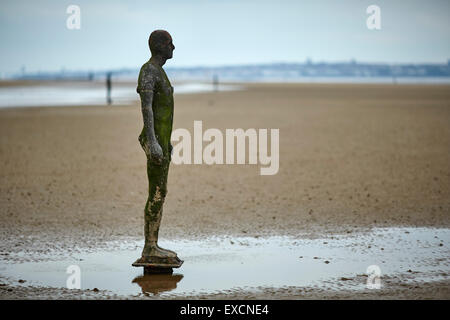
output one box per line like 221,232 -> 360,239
0,227 -> 448,297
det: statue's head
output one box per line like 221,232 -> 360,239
149,30 -> 175,59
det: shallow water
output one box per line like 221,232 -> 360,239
0,82 -> 241,108
0,227 -> 448,297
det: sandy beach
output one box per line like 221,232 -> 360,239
0,82 -> 449,299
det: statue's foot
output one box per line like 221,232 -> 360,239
156,245 -> 177,258
136,242 -> 182,269
142,245 -> 178,259
136,245 -> 183,268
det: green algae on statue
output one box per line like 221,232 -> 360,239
132,30 -> 183,273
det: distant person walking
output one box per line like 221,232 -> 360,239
213,74 -> 219,92
106,72 -> 112,105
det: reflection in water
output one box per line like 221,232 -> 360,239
132,273 -> 184,295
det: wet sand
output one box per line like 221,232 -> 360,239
0,82 -> 449,299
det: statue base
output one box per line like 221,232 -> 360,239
132,256 -> 183,274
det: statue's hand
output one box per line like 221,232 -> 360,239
150,141 -> 164,164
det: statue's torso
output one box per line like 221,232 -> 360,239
137,60 -> 174,157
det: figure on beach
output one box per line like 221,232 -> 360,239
106,72 -> 112,105
133,30 -> 182,272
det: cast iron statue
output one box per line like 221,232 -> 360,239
132,30 -> 183,273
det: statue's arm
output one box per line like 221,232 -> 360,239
140,90 -> 163,163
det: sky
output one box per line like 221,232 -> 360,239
0,0 -> 449,75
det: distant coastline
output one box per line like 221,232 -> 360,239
5,61 -> 450,83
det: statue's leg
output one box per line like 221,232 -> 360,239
153,157 -> 177,257
155,207 -> 177,257
141,159 -> 176,259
